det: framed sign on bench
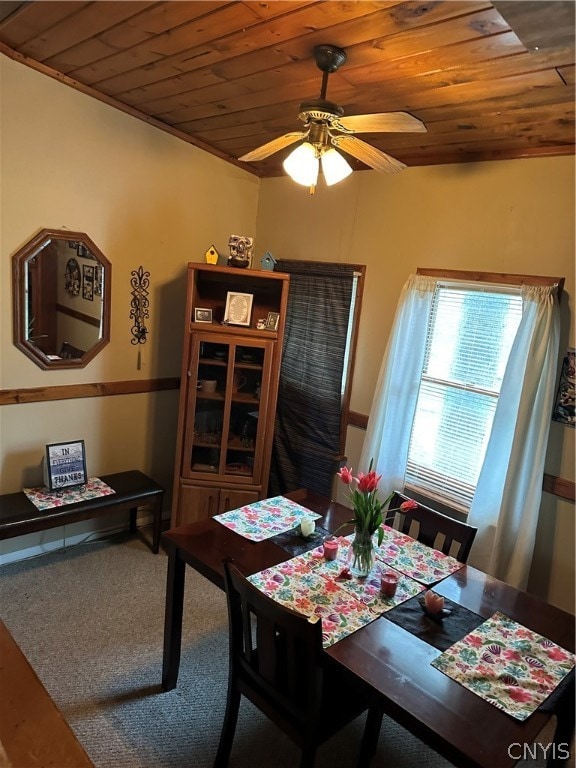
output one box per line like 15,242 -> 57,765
44,440 -> 87,491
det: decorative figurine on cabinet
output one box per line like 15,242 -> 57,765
204,245 -> 220,265
260,251 -> 277,271
228,235 -> 253,268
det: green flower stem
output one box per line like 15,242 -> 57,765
350,529 -> 375,576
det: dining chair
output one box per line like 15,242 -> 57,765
214,558 -> 384,768
387,491 -> 477,563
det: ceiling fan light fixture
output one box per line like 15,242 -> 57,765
321,147 -> 353,185
283,142 -> 319,186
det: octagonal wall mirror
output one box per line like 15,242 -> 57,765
12,228 -> 111,369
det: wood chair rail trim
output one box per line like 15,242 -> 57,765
0,383 -> 572,503
0,378 -> 180,405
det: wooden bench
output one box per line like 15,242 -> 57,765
0,470 -> 165,554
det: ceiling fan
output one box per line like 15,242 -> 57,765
239,44 -> 427,187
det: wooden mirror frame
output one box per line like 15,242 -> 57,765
12,228 -> 111,369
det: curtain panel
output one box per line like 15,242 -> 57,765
468,285 -> 560,589
269,261 -> 355,497
360,275 -> 436,498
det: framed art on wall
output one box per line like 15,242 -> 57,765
65,257 -> 81,296
552,347 -> 575,427
223,292 -> 253,327
82,264 -> 94,300
44,439 -> 88,491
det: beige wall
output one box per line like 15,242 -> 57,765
0,56 -> 259,510
254,159 -> 575,613
1,55 -> 574,613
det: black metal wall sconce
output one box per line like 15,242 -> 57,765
130,266 -> 150,344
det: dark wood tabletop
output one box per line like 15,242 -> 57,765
0,620 -> 94,767
161,488 -> 575,768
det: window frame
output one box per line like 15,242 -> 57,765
404,268 -> 564,516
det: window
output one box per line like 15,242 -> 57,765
361,269 -> 562,586
405,282 -> 522,513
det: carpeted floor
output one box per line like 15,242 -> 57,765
0,532 -> 567,768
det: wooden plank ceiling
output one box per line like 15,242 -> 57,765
0,1 -> 573,177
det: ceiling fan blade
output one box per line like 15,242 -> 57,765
332,135 -> 406,173
334,112 -> 426,133
239,132 -> 304,161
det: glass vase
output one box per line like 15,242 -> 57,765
347,528 -> 375,577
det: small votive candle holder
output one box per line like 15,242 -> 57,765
424,590 -> 445,614
300,517 -> 316,538
323,536 -> 339,561
380,571 -> 400,598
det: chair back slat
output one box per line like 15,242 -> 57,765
224,559 -> 324,722
216,559 -> 384,766
389,492 -> 477,563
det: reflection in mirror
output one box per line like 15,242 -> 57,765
12,229 -> 111,369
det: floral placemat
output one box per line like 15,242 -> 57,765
375,525 -> 464,585
248,558 -> 376,647
248,535 -> 425,646
23,478 -> 116,511
431,611 -> 576,720
302,536 -> 424,611
214,496 -> 321,541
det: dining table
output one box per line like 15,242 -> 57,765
160,488 -> 574,768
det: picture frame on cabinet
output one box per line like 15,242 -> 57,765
265,311 -> 280,331
44,439 -> 87,492
224,292 -> 253,327
194,307 -> 213,323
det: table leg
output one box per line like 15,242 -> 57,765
162,547 -> 186,691
151,493 -> 163,554
548,675 -> 575,768
129,507 -> 137,533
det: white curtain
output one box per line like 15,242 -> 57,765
362,278 -> 560,591
360,275 -> 436,499
467,285 -> 560,589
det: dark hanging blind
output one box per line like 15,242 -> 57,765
269,261 -> 355,497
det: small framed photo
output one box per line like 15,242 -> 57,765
265,311 -> 280,331
82,264 -> 94,301
194,307 -> 213,323
94,265 -> 103,296
44,439 -> 87,492
224,292 -> 253,327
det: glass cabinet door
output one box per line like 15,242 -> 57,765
181,334 -> 273,483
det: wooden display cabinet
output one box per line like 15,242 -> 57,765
171,264 -> 290,527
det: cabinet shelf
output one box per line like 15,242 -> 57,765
192,322 -> 277,340
234,362 -> 262,371
231,394 -> 259,404
199,358 -> 228,367
227,438 -> 255,452
225,466 -> 251,476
